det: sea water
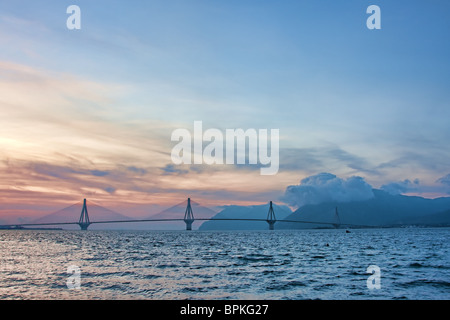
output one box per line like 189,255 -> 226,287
0,228 -> 448,300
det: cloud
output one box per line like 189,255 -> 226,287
436,174 -> 450,194
281,172 -> 374,208
436,174 -> 450,186
0,159 -> 164,202
104,187 -> 116,194
279,147 -> 379,176
378,174 -> 450,196
381,179 -> 420,195
127,166 -> 147,175
29,163 -> 110,179
161,164 -> 189,175
377,151 -> 450,173
91,170 -> 110,177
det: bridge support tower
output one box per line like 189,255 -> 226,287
184,198 -> 195,231
78,199 -> 91,230
332,207 -> 341,229
266,201 -> 276,230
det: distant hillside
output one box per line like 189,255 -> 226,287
199,202 -> 292,230
277,189 -> 450,229
32,200 -> 132,230
404,208 -> 450,227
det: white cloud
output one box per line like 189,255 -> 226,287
281,172 -> 374,208
437,174 -> 450,186
381,179 -> 420,195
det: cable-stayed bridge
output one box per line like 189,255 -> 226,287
0,198 -> 368,230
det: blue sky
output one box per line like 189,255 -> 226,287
0,0 -> 449,216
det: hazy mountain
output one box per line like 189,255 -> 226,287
402,208 -> 450,227
199,202 -> 292,230
0,215 -> 34,225
31,200 -> 132,230
277,189 -> 450,229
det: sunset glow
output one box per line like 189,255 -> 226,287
1,1 -> 450,222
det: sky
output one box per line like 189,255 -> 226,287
0,0 -> 450,219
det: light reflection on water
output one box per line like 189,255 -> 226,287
0,228 -> 449,299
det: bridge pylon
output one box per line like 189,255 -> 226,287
332,207 -> 341,229
266,201 -> 276,230
184,198 -> 195,230
78,199 -> 91,230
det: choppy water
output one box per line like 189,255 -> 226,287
0,228 -> 449,300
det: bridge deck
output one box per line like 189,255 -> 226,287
0,218 -> 371,229
0,199 -> 373,230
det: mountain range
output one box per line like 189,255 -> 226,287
199,190 -> 450,230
